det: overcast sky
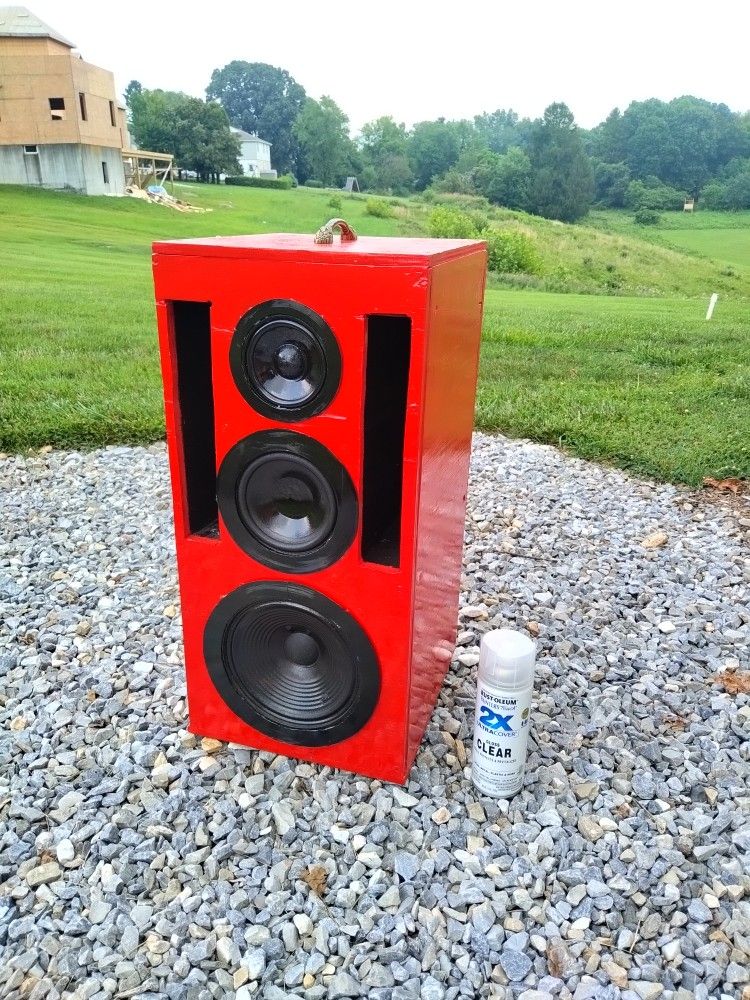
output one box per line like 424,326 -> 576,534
31,0 -> 749,132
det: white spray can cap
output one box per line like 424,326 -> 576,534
479,629 -> 536,690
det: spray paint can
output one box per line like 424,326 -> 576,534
471,629 -> 536,798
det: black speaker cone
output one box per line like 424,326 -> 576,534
230,300 -> 341,419
204,582 -> 381,746
217,431 -> 357,572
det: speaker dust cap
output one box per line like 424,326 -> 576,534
230,300 -> 342,420
203,582 -> 381,746
217,430 -> 357,573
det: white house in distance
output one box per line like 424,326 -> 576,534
230,127 -> 276,178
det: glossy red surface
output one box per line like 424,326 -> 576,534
152,232 -> 486,784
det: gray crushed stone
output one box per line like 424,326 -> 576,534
0,433 -> 748,1000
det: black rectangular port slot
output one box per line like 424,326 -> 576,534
170,301 -> 218,537
361,315 -> 411,567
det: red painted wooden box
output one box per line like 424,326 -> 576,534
152,229 -> 486,783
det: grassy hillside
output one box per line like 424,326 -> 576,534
590,208 -> 750,271
594,208 -> 750,233
1,182 -> 748,484
474,204 -> 749,297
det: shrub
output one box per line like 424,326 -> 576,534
327,194 -> 342,210
721,171 -> 750,210
700,182 -> 726,210
223,175 -> 293,189
432,191 -> 491,213
365,198 -> 394,218
428,206 -> 480,239
432,168 -> 476,195
625,179 -> 685,211
305,179 -> 324,188
633,208 -> 661,226
468,210 -> 490,233
485,230 -> 542,274
700,173 -> 750,211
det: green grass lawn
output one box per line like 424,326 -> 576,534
480,292 -> 749,483
0,182 -> 420,449
1,183 -> 749,485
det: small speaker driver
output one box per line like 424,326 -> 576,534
203,582 -> 381,746
229,300 -> 341,420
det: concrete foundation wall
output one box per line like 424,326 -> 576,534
0,143 -> 125,194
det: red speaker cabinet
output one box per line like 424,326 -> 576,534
152,225 -> 487,784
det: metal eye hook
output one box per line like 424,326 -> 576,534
314,218 -> 358,245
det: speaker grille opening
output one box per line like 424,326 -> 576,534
362,315 -> 411,567
217,431 -> 357,572
229,300 -> 341,420
170,301 -> 218,537
203,582 -> 381,746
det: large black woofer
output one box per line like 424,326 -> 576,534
217,431 -> 357,573
230,300 -> 341,420
204,582 -> 381,746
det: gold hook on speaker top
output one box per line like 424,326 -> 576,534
314,218 -> 358,245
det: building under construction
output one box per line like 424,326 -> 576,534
0,6 -> 170,195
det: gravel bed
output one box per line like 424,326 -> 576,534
0,434 -> 748,1000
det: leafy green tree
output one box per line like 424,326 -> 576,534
127,88 -> 239,180
293,96 -> 355,186
125,86 -> 174,151
527,103 -> 593,222
431,143 -> 490,195
408,119 -> 460,190
726,172 -> 750,210
720,155 -> 750,178
589,97 -> 750,194
700,168 -> 750,210
473,147 -> 532,209
449,119 -> 485,158
586,107 -> 624,163
190,102 -> 244,180
369,154 -> 412,193
593,161 -> 631,207
206,62 -> 305,173
123,79 -> 142,118
359,117 -> 413,192
699,182 -> 727,209
474,109 -> 532,154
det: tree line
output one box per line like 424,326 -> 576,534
125,63 -> 750,220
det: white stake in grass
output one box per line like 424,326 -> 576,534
706,293 -> 718,320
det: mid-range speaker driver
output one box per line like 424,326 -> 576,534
217,430 -> 357,572
229,299 -> 341,420
203,582 -> 381,746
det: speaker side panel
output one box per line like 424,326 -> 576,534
406,249 -> 488,772
153,250 -> 430,783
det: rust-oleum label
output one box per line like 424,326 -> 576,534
471,681 -> 533,797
